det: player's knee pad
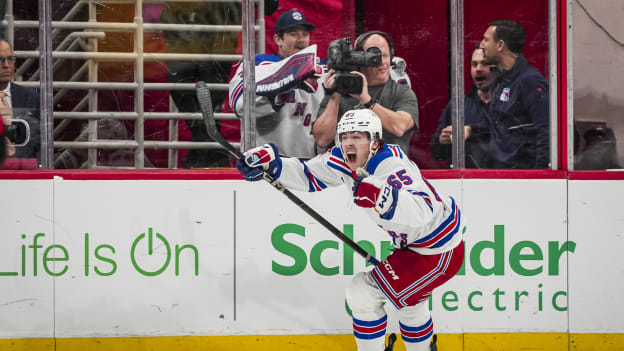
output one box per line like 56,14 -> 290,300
345,271 -> 386,318
398,302 -> 430,325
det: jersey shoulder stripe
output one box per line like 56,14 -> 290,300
366,144 -> 405,174
255,53 -> 282,65
327,147 -> 355,178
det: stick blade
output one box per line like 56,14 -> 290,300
195,81 -> 217,137
195,80 -> 244,160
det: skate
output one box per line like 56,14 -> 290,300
430,334 -> 438,351
384,333 -> 397,351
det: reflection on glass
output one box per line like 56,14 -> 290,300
574,122 -> 621,170
572,0 -> 623,170
162,1 -> 240,168
0,39 -> 40,170
2,0 -> 562,170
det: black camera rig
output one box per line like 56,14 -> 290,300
326,37 -> 382,95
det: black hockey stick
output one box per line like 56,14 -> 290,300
195,81 -> 380,266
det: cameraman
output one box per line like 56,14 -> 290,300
313,31 -> 419,153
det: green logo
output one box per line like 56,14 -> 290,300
271,224 -> 576,277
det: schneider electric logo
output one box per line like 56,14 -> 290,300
0,228 -> 198,277
272,224 -> 576,312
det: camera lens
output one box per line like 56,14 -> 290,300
4,123 -> 27,144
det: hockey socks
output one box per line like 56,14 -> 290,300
352,315 -> 387,351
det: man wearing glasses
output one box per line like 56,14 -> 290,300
0,39 -> 40,164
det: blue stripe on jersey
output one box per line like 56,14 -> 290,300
411,197 -> 461,248
388,144 -> 404,158
407,189 -> 434,212
301,160 -> 327,192
422,177 -> 442,202
230,81 -> 244,118
330,146 -> 343,158
429,205 -> 461,248
365,144 -> 404,174
255,53 -> 281,65
327,147 -> 354,178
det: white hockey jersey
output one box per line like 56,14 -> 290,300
228,45 -> 327,158
277,144 -> 463,255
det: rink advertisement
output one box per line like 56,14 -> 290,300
0,177 -> 622,348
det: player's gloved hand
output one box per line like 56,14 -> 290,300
352,170 -> 399,219
298,76 -> 319,93
236,143 -> 282,181
298,61 -> 324,93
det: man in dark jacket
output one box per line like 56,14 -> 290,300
0,39 -> 40,163
479,20 -> 550,169
430,47 -> 493,168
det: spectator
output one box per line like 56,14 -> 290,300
0,39 -> 40,163
479,19 -> 550,169
430,47 -> 493,168
313,31 -> 419,154
162,2 -> 241,168
228,8 -> 326,158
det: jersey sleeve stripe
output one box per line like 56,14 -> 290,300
410,198 -> 461,249
422,177 -> 442,202
301,160 -> 327,192
406,190 -> 434,213
229,81 -> 244,118
328,156 -> 355,178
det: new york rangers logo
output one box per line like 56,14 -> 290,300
500,87 -> 510,102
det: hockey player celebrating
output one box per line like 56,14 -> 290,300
236,108 -> 464,351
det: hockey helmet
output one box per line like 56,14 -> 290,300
335,109 -> 383,162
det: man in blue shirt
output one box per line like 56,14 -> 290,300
479,19 -> 550,169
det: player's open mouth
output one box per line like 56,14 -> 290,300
346,152 -> 357,163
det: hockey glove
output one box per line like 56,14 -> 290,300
236,143 -> 282,182
352,175 -> 399,219
298,76 -> 319,94
298,61 -> 323,94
